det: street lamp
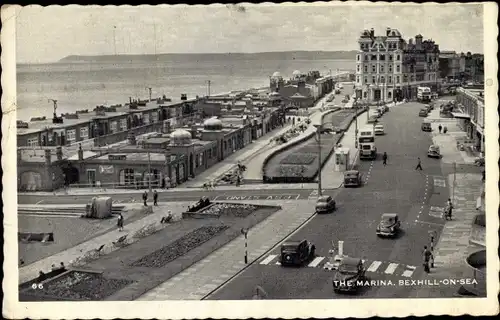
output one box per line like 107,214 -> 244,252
313,125 -> 323,197
241,228 -> 249,264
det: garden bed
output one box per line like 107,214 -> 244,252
19,270 -> 133,301
279,153 -> 317,165
129,225 -> 229,268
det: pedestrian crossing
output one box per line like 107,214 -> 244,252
258,254 -> 419,278
429,206 -> 445,218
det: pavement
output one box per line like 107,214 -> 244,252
18,202 -> 188,284
206,101 -> 453,300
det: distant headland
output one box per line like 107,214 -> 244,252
58,51 -> 358,63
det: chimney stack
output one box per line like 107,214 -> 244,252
370,28 -> 375,37
386,27 -> 391,36
56,146 -> 63,161
45,149 -> 52,166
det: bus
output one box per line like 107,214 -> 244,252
358,127 -> 377,160
417,87 -> 432,102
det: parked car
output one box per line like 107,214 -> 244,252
374,124 -> 385,135
332,257 -> 366,293
421,121 -> 432,132
316,195 -> 336,213
343,170 -> 363,187
376,213 -> 401,237
419,108 -> 428,117
428,145 -> 442,158
367,115 -> 379,124
279,240 -> 316,267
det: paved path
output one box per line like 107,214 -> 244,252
136,200 -> 317,300
18,202 -> 189,284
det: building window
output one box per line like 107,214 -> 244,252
389,54 -> 393,61
357,54 -> 360,61
66,129 -> 76,142
80,127 -> 89,139
380,65 -> 384,72
372,65 -> 376,73
396,65 -> 400,72
356,76 -> 360,83
27,137 -> 39,147
110,121 -> 117,133
396,54 -> 400,61
372,76 -> 376,84
380,54 -> 385,61
151,112 -> 158,123
371,54 -> 377,61
143,113 -> 150,124
364,65 -> 368,73
119,119 -> 127,131
381,76 -> 385,84
389,65 -> 393,72
357,64 -> 360,72
364,55 -> 368,61
364,77 -> 368,84
364,91 -> 367,98
119,168 -> 135,186
389,76 -> 392,84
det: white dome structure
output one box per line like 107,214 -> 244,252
245,94 -> 253,98
271,71 -> 282,78
203,117 -> 223,131
269,91 -> 280,97
170,129 -> 192,144
292,70 -> 302,77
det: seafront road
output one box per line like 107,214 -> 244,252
206,102 -> 454,299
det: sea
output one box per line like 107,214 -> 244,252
16,57 -> 355,121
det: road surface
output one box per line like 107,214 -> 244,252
205,102 -> 452,300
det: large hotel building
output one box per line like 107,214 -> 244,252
355,27 -> 440,102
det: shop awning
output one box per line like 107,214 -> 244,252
451,112 -> 471,119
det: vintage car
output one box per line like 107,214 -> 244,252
279,240 -> 316,267
421,121 -> 432,132
377,106 -> 385,115
428,145 -> 442,158
335,88 -> 341,94
376,213 -> 401,237
332,257 -> 366,293
419,108 -> 428,117
374,124 -> 385,135
343,170 -> 363,187
367,115 -> 379,124
316,195 -> 337,213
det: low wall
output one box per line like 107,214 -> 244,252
261,108 -> 340,180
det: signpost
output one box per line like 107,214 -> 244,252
241,228 -> 249,264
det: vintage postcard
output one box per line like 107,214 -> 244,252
2,2 -> 499,319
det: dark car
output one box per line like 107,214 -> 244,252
315,195 -> 336,213
376,213 -> 401,237
332,257 -> 366,293
343,170 -> 363,187
421,121 -> 432,132
279,240 -> 316,267
419,109 -> 428,117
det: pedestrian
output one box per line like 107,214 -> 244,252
438,124 -> 442,134
382,152 -> 388,166
236,175 -> 241,187
142,191 -> 148,206
445,198 -> 453,220
415,157 -> 423,170
443,126 -> 448,134
117,213 -> 124,231
423,246 -> 433,273
153,190 -> 158,206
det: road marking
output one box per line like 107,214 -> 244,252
308,256 -> 325,268
415,220 -> 445,226
429,206 -> 445,218
214,194 -> 300,201
384,263 -> 399,275
35,200 -> 44,204
433,177 -> 446,188
259,254 -> 277,265
275,261 -> 281,265
402,266 -> 417,278
367,261 -> 382,272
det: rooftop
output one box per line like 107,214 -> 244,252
94,152 -> 172,162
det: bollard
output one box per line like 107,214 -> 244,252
430,235 -> 435,268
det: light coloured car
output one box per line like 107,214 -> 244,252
374,124 -> 385,135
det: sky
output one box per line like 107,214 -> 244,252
11,3 -> 485,64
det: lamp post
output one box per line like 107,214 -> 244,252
365,84 -> 371,122
313,126 -> 323,197
354,99 -> 359,148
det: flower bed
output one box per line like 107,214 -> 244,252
279,153 -> 317,165
199,203 -> 258,218
129,225 -> 229,268
25,271 -> 133,301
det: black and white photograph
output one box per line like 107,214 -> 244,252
2,2 -> 498,319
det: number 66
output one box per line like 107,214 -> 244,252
31,283 -> 43,289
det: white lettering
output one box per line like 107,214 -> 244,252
442,279 -> 449,285
266,196 -> 274,200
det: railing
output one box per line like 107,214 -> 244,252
67,179 -> 170,191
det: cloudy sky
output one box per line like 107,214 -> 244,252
13,3 -> 484,63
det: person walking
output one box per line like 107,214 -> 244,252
423,246 -> 433,273
415,157 -> 423,170
443,126 -> 448,134
438,124 -> 442,134
382,152 -> 388,166
445,198 -> 453,220
153,190 -> 158,206
142,191 -> 148,206
117,213 -> 124,231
